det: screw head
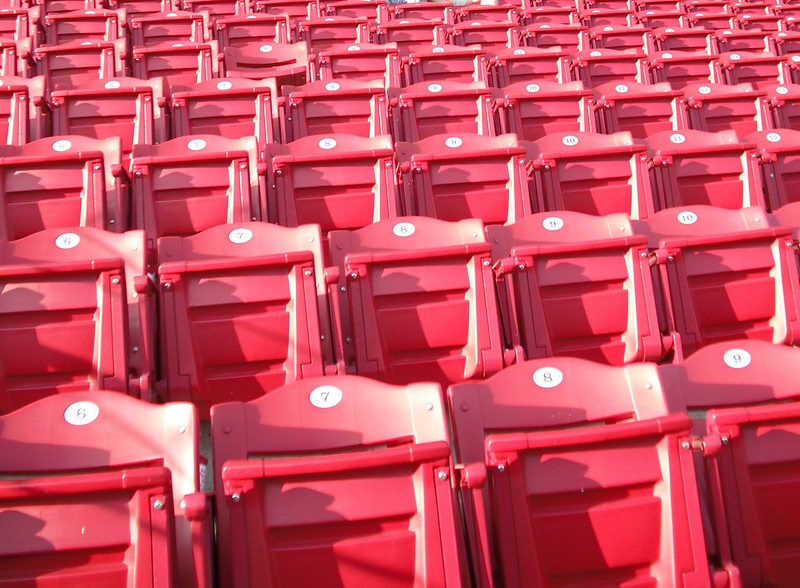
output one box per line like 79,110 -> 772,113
153,500 -> 164,510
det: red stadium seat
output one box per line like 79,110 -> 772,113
131,41 -> 218,87
447,357 -> 712,587
644,49 -> 718,89
0,228 -> 154,409
0,74 -> 46,144
181,0 -> 248,25
648,25 -> 716,53
220,41 -> 308,91
489,46 -> 569,87
528,130 -> 655,218
497,79 -> 594,141
388,80 -> 497,142
660,339 -> 800,587
396,133 -> 532,225
34,39 -> 127,91
488,211 -> 666,364
281,78 -> 388,141
211,375 -> 468,588
44,7 -> 124,44
586,23 -> 651,51
0,135 -> 126,239
297,15 -> 369,55
749,128 -> 800,210
448,19 -> 517,52
518,22 -> 587,52
715,51 -> 792,90
213,12 -> 289,48
635,205 -> 800,360
762,82 -> 800,131
327,216 -> 506,385
681,81 -> 768,136
0,391 -> 212,588
643,129 -> 764,210
402,44 -> 488,86
156,222 -> 329,415
170,77 -> 276,148
50,77 -> 168,164
591,80 -> 685,138
264,134 -> 398,233
373,18 -> 447,56
568,47 -> 646,87
314,41 -> 401,86
130,135 -> 263,250
129,10 -> 208,47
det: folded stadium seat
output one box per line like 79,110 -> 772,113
0,74 -> 47,144
388,80 -> 498,142
642,129 -> 764,210
323,0 -> 388,21
634,205 -> 800,360
634,7 -> 686,28
50,77 -> 168,167
128,10 -> 207,47
586,23 -> 652,51
455,3 -> 518,23
0,227 -> 154,409
0,391 -> 212,588
255,0 -> 318,18
0,5 -> 39,42
297,15 -> 369,56
181,0 -> 249,26
213,12 -> 289,49
170,77 -> 276,149
448,21 -> 519,53
489,46 -> 569,87
648,25 -> 716,54
682,9 -> 734,29
220,41 -> 308,92
497,80 -> 594,141
577,6 -> 635,28
591,80 -> 686,138
211,375 -> 468,588
527,130 -> 655,218
37,0 -> 98,16
44,8 -> 125,44
281,78 -> 388,141
736,12 -> 782,32
0,135 -> 127,239
771,30 -> 800,56
130,135 -> 262,256
517,5 -> 574,26
107,0 -> 177,24
518,23 -> 588,52
314,41 -> 400,86
395,133 -> 532,224
568,48 -> 646,88
373,18 -> 448,56
659,339 -> 800,587
714,28 -> 772,54
761,83 -> 800,130
644,49 -> 718,89
265,133 -> 397,235
715,51 -> 792,90
131,41 -> 217,88
156,222 -> 330,414
327,216 -> 506,385
681,82 -> 767,136
390,1 -> 454,25
402,44 -> 488,86
447,357 -> 712,588
33,39 -> 127,92
748,129 -> 800,210
488,211 -> 666,364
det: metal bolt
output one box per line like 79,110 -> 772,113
681,441 -> 690,450
482,260 -> 490,266
437,471 -> 448,481
304,269 -> 313,276
340,286 -> 346,292
164,283 -> 172,290
425,402 -> 433,411
111,277 -> 120,285
153,500 -> 164,510
132,346 -> 139,353
232,493 -> 241,503
518,264 -> 525,271
350,273 -> 358,279
721,436 -> 729,445
496,464 -> 505,473
345,337 -> 352,343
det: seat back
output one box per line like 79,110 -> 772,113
763,83 -> 800,131
131,41 -> 217,87
131,135 -> 262,249
569,48 -> 645,87
314,41 -> 401,86
403,44 -> 487,86
156,222 -> 328,415
0,228 -> 152,411
636,205 -> 800,359
660,340 -> 800,587
643,129 -> 764,211
488,211 -> 665,364
396,133 -> 532,225
45,8 -> 124,44
373,18 -> 447,56
489,46 -> 569,87
529,130 -> 654,219
129,10 -> 208,46
0,75 -> 46,145
682,82 -> 767,136
499,80 -> 593,142
644,50 -> 717,89
749,128 -> 800,210
328,216 -> 505,385
0,391 -> 210,588
449,20 -> 516,53
591,80 -> 685,138
34,39 -> 125,92
211,375 -> 467,588
0,135 -> 125,240
716,51 -> 791,89
297,15 -> 369,55
447,357 -> 712,588
214,13 -> 289,49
